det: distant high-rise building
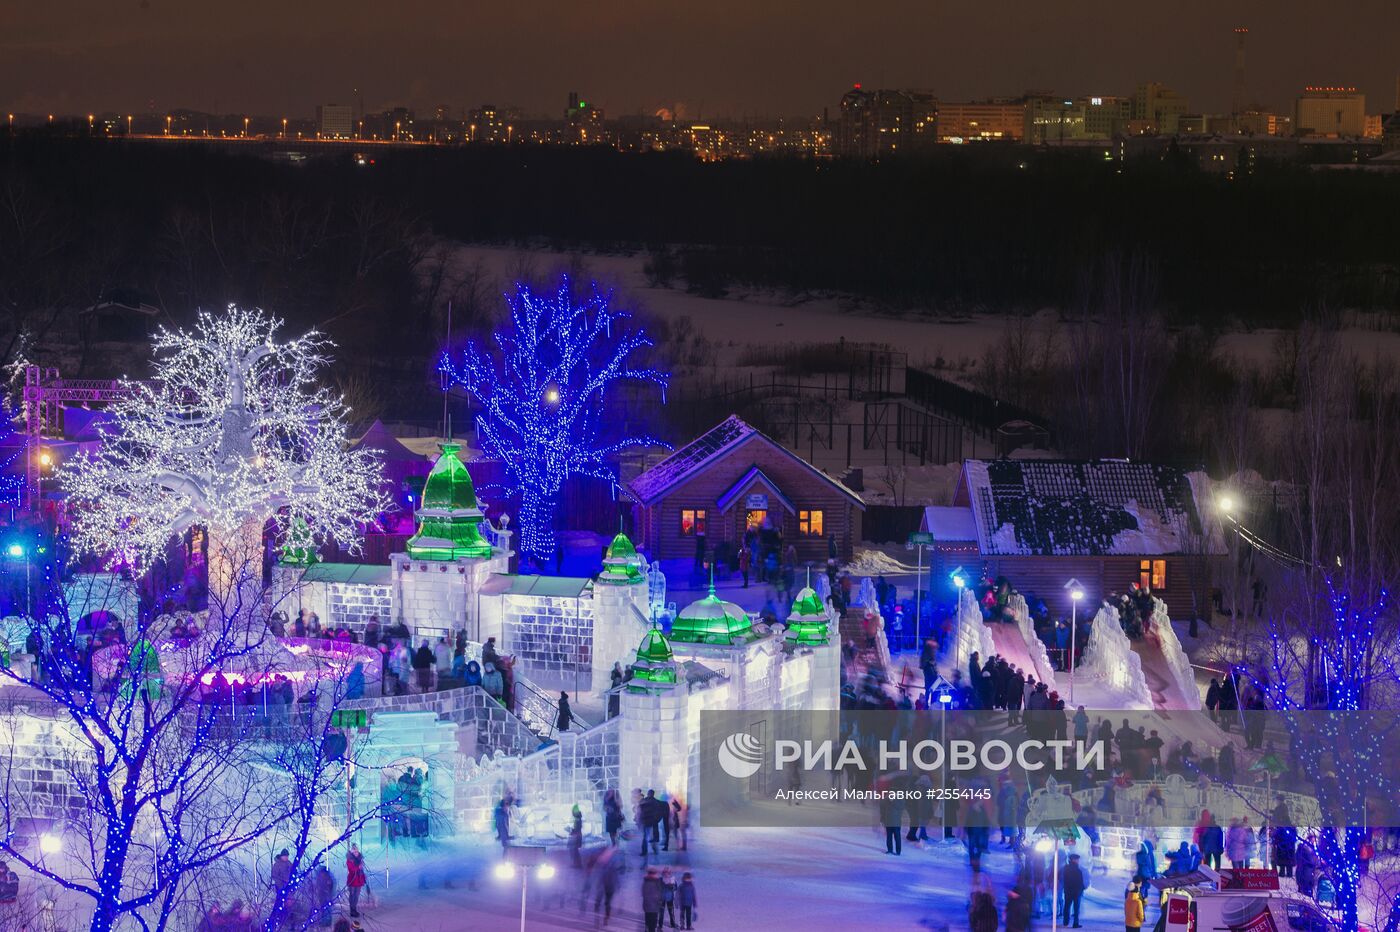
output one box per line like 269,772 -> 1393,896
1024,96 -> 1084,144
1131,83 -> 1190,134
835,85 -> 937,157
1294,87 -> 1366,137
935,99 -> 1025,143
316,104 -> 354,139
565,92 -> 605,144
1232,27 -> 1248,116
1082,95 -> 1132,138
467,104 -> 513,143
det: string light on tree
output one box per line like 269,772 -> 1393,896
437,278 -> 670,564
60,306 -> 385,594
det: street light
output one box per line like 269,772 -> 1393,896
1035,835 -> 1060,932
497,845 -> 552,932
1064,579 -> 1085,702
931,677 -> 954,840
1217,494 -> 1236,515
39,833 -> 61,855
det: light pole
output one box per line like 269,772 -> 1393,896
8,543 -> 29,618
496,845 -> 553,932
1036,835 -> 1059,932
932,678 -> 953,840
1065,579 -> 1084,702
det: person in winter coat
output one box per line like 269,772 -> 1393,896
880,793 -> 905,855
464,659 -> 482,688
494,796 -> 513,852
482,663 -> 505,701
556,692 -> 573,732
997,780 -> 1019,847
1295,840 -> 1318,897
1134,839 -> 1158,880
1226,818 -> 1255,868
433,638 -> 451,679
1272,803 -> 1298,877
641,867 -> 666,932
1124,878 -> 1146,932
345,844 -> 367,918
1004,883 -> 1032,932
270,849 -> 293,907
968,888 -> 999,932
1197,810 -> 1225,869
568,804 -> 584,868
312,865 -> 335,927
1060,853 -> 1086,928
661,868 -> 678,929
603,790 -> 624,845
411,641 -> 435,692
677,872 -> 698,930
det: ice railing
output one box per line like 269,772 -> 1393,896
1079,603 -> 1152,708
1149,597 -> 1200,709
950,588 -> 995,678
455,715 -> 621,841
1008,593 -> 1058,692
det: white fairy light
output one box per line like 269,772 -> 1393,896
61,305 -> 385,576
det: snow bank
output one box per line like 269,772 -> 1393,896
1008,594 -> 1058,691
1078,603 -> 1152,708
948,589 -> 995,678
1150,597 -> 1200,709
843,549 -> 921,576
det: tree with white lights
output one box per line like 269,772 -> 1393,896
437,279 -> 668,564
0,306 -> 394,931
61,306 -> 384,616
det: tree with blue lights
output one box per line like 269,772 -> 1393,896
438,278 -> 669,565
1230,348 -> 1400,932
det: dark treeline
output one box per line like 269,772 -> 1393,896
3,135 -> 1400,388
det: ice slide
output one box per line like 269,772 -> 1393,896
1128,598 -> 1202,711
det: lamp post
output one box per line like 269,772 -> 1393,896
1036,835 -> 1059,932
8,543 -> 29,618
496,845 -> 553,932
931,676 -> 953,840
1065,579 -> 1084,703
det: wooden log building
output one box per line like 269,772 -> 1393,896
628,416 -> 865,563
922,458 -> 1222,616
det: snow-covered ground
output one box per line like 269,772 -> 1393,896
439,244 -> 1400,377
302,826 -> 1129,931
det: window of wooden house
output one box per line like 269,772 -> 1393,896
1139,559 -> 1167,590
680,509 -> 707,536
798,509 -> 824,537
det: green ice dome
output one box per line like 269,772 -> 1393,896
785,586 -> 830,646
670,584 -> 754,645
606,532 -> 637,560
406,442 -> 494,560
597,531 -> 645,586
630,627 -> 678,688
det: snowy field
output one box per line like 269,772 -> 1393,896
439,244 -> 1400,374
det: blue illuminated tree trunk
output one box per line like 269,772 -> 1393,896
438,278 -> 669,566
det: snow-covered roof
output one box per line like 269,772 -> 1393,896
962,459 -> 1217,557
921,506 -> 978,541
628,415 -> 863,508
352,420 -> 427,463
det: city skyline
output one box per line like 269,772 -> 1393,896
3,0 -> 1397,121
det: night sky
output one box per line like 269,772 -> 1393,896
3,0 -> 1397,119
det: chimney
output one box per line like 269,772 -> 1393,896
1232,26 -> 1248,115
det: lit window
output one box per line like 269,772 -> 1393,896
1139,559 -> 1167,590
798,510 -> 824,537
680,509 -> 707,536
